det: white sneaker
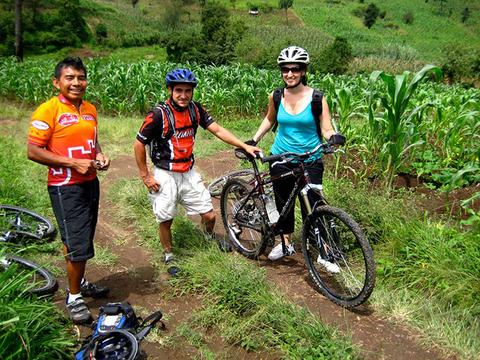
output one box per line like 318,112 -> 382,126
164,252 -> 174,263
268,243 -> 295,261
317,256 -> 340,273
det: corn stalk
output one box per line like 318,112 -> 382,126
369,65 -> 442,188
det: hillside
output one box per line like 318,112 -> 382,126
81,0 -> 480,67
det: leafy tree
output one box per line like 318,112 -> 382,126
0,0 -> 91,56
166,1 -> 245,65
363,3 -> 379,28
15,0 -> 23,61
279,0 -> 293,25
314,36 -> 353,75
201,1 -> 229,42
165,28 -> 205,63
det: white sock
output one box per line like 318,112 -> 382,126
67,292 -> 82,304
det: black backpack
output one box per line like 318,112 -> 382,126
272,87 -> 324,140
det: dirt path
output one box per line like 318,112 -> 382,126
54,155 -> 269,359
56,152 -> 450,359
195,150 -> 449,360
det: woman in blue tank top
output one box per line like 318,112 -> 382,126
247,46 -> 342,261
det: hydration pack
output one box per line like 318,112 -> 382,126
75,302 -> 163,360
151,101 -> 199,143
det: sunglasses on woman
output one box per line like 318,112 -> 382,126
280,66 -> 303,74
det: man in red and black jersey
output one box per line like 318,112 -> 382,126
134,68 -> 259,263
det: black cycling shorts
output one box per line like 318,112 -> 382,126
269,158 -> 324,235
48,178 -> 99,261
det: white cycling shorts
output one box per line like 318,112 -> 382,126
149,167 -> 213,223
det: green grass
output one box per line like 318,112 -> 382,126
294,0 -> 480,62
110,179 -> 361,358
324,178 -> 480,359
0,263 -> 75,359
79,0 -> 480,67
1,74 -> 478,358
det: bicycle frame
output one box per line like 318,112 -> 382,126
234,148 -> 329,238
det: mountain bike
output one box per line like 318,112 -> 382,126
0,205 -> 58,296
220,143 -> 375,308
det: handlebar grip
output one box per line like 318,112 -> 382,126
260,153 -> 284,163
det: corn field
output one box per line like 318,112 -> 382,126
0,57 -> 478,189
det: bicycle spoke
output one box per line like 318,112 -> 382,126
302,205 -> 375,308
221,179 -> 267,259
0,206 -> 55,242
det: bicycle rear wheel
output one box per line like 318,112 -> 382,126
0,254 -> 58,296
220,178 -> 268,259
0,205 -> 56,243
208,169 -> 254,198
302,205 -> 375,308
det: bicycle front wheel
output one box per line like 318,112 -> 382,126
208,169 -> 255,198
220,178 -> 268,259
0,255 -> 58,296
0,205 -> 56,243
302,205 -> 375,308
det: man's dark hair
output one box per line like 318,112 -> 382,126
54,57 -> 87,79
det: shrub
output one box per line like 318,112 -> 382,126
165,28 -> 205,63
442,44 -> 480,82
314,36 -> 353,75
461,7 -> 470,23
260,2 -> 274,13
364,3 -> 380,28
402,10 -> 414,24
162,0 -> 184,29
352,6 -> 366,18
95,23 -> 108,43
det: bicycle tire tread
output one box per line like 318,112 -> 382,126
4,254 -> 58,296
302,205 -> 375,308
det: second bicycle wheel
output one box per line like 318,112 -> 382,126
0,254 -> 58,296
302,205 -> 375,308
220,179 -> 268,259
0,205 -> 56,243
208,169 -> 254,198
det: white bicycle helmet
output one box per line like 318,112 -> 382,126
277,46 -> 310,65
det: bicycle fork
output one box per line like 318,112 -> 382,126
300,184 -> 333,261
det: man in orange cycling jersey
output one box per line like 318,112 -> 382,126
28,57 -> 110,324
134,68 -> 259,263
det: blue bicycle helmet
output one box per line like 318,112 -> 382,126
165,68 -> 198,87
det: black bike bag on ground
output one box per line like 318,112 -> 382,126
75,302 -> 163,360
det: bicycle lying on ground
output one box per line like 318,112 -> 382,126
0,205 -> 58,296
219,143 -> 375,308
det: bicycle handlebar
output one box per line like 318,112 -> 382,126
258,142 -> 336,164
